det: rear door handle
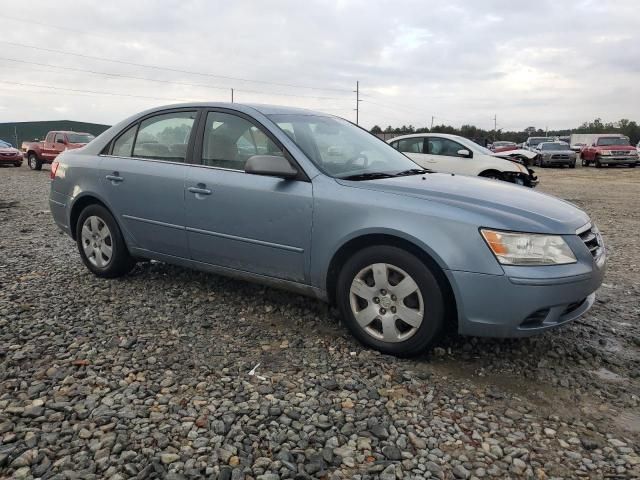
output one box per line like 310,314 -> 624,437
188,185 -> 212,196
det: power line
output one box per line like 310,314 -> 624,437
0,57 -> 348,100
1,40 -> 353,93
0,79 -> 193,102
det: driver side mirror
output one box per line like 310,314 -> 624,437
245,155 -> 298,179
457,149 -> 472,158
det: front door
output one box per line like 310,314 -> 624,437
99,110 -> 198,258
185,110 -> 313,283
425,136 -> 473,175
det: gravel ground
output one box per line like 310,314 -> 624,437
1,163 -> 638,479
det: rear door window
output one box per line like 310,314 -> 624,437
132,111 -> 197,162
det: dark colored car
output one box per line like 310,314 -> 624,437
0,140 -> 22,167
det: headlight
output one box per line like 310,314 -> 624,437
629,150 -> 638,156
481,229 -> 577,265
600,150 -> 612,156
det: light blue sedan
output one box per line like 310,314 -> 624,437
49,104 -> 606,356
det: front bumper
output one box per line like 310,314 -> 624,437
598,156 -> 637,164
447,247 -> 605,338
542,157 -> 575,166
0,155 -> 22,164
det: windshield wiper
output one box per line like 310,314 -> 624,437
394,168 -> 432,176
340,172 -> 397,181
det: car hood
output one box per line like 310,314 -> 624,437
594,145 -> 635,150
0,147 -> 19,154
541,149 -> 575,155
492,148 -> 537,160
336,173 -> 589,234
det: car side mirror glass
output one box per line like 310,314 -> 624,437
245,155 -> 298,179
457,149 -> 471,158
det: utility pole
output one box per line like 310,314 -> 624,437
493,114 -> 497,132
354,81 -> 362,125
431,116 -> 434,129
231,88 -> 234,103
13,126 -> 18,147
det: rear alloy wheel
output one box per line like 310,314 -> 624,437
336,246 -> 445,356
76,204 -> 135,278
28,153 -> 42,171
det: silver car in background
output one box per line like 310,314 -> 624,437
49,103 -> 605,356
534,142 -> 577,168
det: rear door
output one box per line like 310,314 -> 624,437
185,109 -> 313,283
99,109 -> 199,258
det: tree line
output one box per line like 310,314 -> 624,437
370,118 -> 640,145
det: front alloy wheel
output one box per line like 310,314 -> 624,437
337,246 -> 445,356
349,263 -> 424,343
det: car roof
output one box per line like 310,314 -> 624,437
389,133 -> 468,142
131,102 -> 331,117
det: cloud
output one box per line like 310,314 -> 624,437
0,0 -> 638,131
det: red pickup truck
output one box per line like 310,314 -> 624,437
22,131 -> 95,170
581,136 -> 638,168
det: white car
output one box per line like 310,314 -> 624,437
388,133 -> 538,187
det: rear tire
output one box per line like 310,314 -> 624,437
336,246 -> 445,357
76,204 -> 135,278
28,153 -> 42,171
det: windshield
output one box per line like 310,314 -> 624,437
268,114 -> 419,178
597,137 -> 630,146
528,137 -> 551,147
541,142 -> 569,151
0,140 -> 11,148
67,133 -> 95,143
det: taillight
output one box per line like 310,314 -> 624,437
50,161 -> 59,180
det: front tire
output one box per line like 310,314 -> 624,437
479,170 -> 504,181
336,246 -> 445,357
595,156 -> 602,168
14,161 -> 21,167
28,153 -> 42,170
76,204 -> 135,278
581,157 -> 589,167
570,162 -> 576,168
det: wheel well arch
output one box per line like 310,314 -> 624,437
69,195 -> 110,240
27,150 -> 38,158
325,233 -> 458,330
479,169 -> 503,178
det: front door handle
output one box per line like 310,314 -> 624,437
106,172 -> 124,183
188,184 -> 212,196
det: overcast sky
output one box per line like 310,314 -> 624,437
0,0 -> 638,131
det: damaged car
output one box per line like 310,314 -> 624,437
389,133 -> 538,187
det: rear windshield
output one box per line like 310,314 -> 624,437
597,137 -> 629,146
67,133 -> 95,143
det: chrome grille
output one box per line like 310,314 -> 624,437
577,223 -> 603,259
551,154 -> 570,160
611,150 -> 629,155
